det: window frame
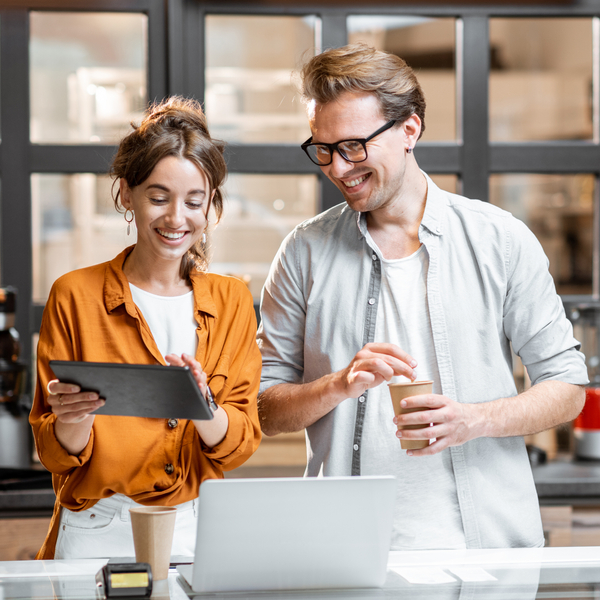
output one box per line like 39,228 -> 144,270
0,0 -> 167,364
1,0 -> 598,368
171,1 -> 599,302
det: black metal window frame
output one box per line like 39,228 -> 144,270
169,0 -> 600,302
0,0 -> 167,364
1,0 -> 600,367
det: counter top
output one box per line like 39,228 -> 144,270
0,488 -> 55,518
2,458 -> 600,519
1,547 -> 599,599
532,459 -> 600,505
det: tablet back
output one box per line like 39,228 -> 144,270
49,360 -> 211,420
178,476 -> 395,593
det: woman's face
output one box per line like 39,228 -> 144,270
120,156 -> 213,268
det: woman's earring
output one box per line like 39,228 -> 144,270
407,147 -> 413,154
202,232 -> 207,244
124,209 -> 134,236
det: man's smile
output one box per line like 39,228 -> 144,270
343,173 -> 371,188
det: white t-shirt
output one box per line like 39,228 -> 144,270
129,284 -> 197,358
361,232 -> 465,550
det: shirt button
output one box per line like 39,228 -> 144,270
167,418 -> 179,429
372,254 -> 377,260
368,298 -> 375,305
353,444 -> 359,451
359,396 -> 365,403
164,463 -> 174,475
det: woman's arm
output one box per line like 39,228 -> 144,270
165,352 -> 229,447
45,379 -> 105,455
185,278 -> 262,468
29,281 -> 100,472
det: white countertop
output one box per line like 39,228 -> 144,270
0,547 -> 599,599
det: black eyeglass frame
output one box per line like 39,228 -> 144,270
300,119 -> 397,166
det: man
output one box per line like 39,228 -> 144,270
256,43 -> 588,549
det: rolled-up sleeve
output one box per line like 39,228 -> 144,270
257,231 -> 307,394
30,281 -> 96,474
503,217 -> 589,386
203,282 -> 262,470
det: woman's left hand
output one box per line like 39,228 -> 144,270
165,353 -> 228,448
165,353 -> 209,398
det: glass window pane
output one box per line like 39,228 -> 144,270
489,174 -> 594,295
489,18 -> 593,142
32,174 -> 132,302
205,16 -> 319,143
30,12 -> 147,144
348,16 -> 456,142
209,174 -> 319,300
429,174 -> 458,195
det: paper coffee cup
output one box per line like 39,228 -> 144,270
388,380 -> 433,450
129,506 -> 177,580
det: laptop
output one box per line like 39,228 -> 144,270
177,476 -> 395,593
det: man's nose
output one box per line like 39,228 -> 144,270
326,150 -> 354,178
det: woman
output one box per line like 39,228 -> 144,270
29,96 -> 262,560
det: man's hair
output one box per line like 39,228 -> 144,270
300,43 -> 426,138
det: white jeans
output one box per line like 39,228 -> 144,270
54,494 -> 197,560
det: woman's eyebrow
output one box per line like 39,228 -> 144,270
146,183 -> 206,196
146,183 -> 170,192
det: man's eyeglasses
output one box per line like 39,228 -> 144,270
301,120 -> 397,166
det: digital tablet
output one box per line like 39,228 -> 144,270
49,360 -> 213,420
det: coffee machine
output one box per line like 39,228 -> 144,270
0,287 -> 31,469
567,300 -> 600,460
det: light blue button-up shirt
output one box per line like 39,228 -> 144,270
258,174 -> 588,548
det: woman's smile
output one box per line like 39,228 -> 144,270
156,228 -> 187,241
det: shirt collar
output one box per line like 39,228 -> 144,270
420,172 -> 445,237
103,245 -> 219,319
355,170 -> 446,239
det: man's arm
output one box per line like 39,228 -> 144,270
395,380 -> 585,455
258,342 -> 417,436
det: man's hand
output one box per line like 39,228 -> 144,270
393,393 -> 483,456
259,343 -> 418,436
392,381 -> 585,456
337,342 -> 417,398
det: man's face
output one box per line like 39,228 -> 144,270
308,91 -> 409,214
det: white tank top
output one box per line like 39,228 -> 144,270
129,284 -> 197,359
361,231 -> 466,550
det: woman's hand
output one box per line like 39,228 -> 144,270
164,353 -> 229,448
46,379 -> 105,424
46,379 -> 105,456
165,353 -> 208,397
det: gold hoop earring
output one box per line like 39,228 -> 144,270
124,209 -> 134,236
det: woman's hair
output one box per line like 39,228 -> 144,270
300,43 -> 426,138
111,96 -> 226,278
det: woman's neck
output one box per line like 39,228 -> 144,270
123,247 -> 192,296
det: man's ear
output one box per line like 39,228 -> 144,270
402,113 -> 422,149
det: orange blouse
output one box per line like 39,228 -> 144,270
29,246 -> 262,559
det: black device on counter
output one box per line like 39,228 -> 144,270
95,562 -> 152,598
